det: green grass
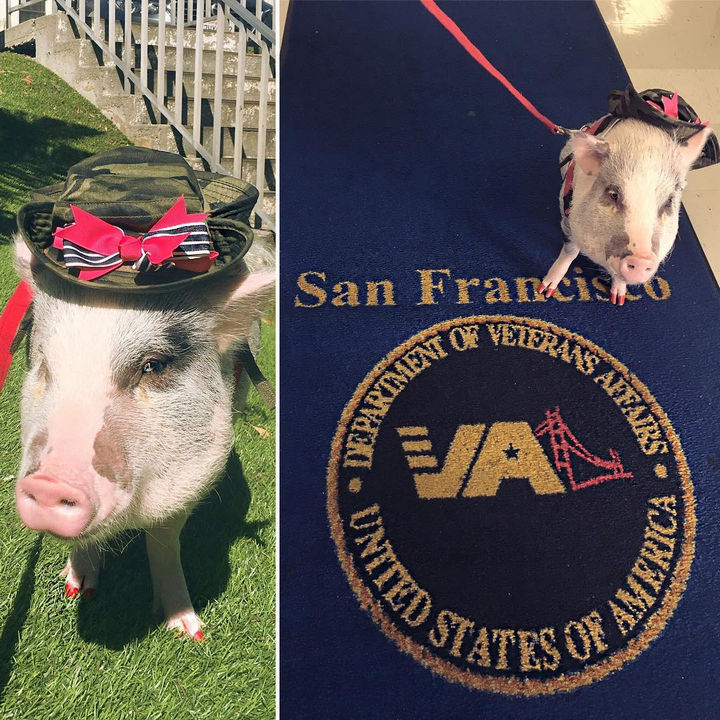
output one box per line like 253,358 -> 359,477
0,53 -> 276,719
0,52 -> 129,238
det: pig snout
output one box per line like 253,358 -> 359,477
618,252 -> 658,285
15,473 -> 95,538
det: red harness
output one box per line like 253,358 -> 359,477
0,280 -> 33,393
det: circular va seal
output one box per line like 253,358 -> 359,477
327,316 -> 694,696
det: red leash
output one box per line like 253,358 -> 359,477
0,280 -> 33,394
420,0 -> 567,135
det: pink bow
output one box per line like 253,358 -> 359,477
646,93 -> 709,126
646,93 -> 680,120
53,195 -> 219,281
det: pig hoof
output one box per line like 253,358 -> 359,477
609,279 -> 627,306
538,279 -> 560,298
62,579 -> 95,600
166,611 -> 204,641
60,547 -> 102,599
538,282 -> 554,297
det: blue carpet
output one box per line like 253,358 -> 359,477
280,2 -> 720,717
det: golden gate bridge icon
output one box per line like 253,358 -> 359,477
534,407 -> 633,491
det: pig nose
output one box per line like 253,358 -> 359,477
619,253 -> 658,285
15,474 -> 93,538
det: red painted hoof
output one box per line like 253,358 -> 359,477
538,283 -> 546,293
193,630 -> 204,642
64,583 -> 79,599
618,295 -> 626,306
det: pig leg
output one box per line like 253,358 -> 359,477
539,243 -> 579,298
232,320 -> 261,417
609,277 -> 627,306
233,364 -> 252,415
60,543 -> 103,599
145,512 -> 204,641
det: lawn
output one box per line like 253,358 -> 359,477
0,52 -> 275,719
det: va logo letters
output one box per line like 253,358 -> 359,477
399,409 -> 633,499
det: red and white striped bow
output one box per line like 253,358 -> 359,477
52,195 -> 219,281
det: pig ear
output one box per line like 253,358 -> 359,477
678,126 -> 713,173
14,235 -> 34,281
571,131 -> 610,176
214,270 -> 275,354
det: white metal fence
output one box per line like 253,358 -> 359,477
1,0 -> 276,228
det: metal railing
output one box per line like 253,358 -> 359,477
1,0 -> 276,229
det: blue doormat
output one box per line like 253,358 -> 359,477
280,2 -> 720,717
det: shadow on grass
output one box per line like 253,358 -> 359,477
75,449 -> 268,649
0,535 -> 42,703
0,106 -> 105,239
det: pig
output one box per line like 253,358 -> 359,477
12,236 -> 275,640
539,119 -> 714,305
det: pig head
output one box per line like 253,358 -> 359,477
541,119 -> 714,304
13,237 -> 274,638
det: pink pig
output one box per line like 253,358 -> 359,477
12,237 -> 274,640
540,121 -> 713,304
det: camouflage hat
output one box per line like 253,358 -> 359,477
608,84 -> 719,170
17,146 -> 259,294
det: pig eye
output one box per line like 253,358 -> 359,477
661,196 -> 675,214
605,186 -> 621,204
141,357 -> 169,374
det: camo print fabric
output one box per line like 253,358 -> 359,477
17,147 -> 259,294
608,85 -> 720,169
51,146 -> 207,232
